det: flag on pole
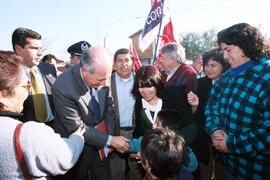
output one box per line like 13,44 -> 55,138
155,1 -> 176,69
155,17 -> 176,68
139,0 -> 165,52
130,44 -> 142,71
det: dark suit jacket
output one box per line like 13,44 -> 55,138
161,63 -> 198,145
110,72 -> 135,135
52,63 -> 116,148
19,62 -> 57,123
190,76 -> 212,165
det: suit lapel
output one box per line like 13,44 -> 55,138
72,64 -> 96,115
111,72 -> 120,121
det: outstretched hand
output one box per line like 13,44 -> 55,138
111,136 -> 130,153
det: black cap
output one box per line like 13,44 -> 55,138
67,41 -> 91,56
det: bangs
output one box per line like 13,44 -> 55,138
138,79 -> 154,88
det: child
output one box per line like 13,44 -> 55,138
129,109 -> 197,179
141,128 -> 184,180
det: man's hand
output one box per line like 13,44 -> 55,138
212,129 -> 229,153
111,136 -> 130,153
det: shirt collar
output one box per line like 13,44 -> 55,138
23,65 -> 38,78
115,72 -> 133,82
229,60 -> 253,77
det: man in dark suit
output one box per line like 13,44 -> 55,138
52,47 -> 130,180
12,27 -> 57,126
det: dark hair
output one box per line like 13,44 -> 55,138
202,48 -> 230,72
192,54 -> 202,63
0,51 -> 23,96
217,23 -> 270,60
157,108 -> 183,131
132,65 -> 164,98
141,128 -> 184,179
42,54 -> 57,63
12,27 -> 41,51
113,48 -> 134,62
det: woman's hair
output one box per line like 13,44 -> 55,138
131,65 -> 164,98
0,50 -> 23,97
217,23 -> 270,60
202,48 -> 230,72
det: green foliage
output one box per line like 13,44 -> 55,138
179,28 -> 217,60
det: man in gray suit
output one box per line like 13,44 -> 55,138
52,47 -> 129,180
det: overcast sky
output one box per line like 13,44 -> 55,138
1,0 -> 269,60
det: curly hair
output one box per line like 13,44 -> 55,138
217,23 -> 270,61
202,48 -> 230,72
131,65 -> 164,99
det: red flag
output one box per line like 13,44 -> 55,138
155,18 -> 176,69
155,1 -> 176,69
129,44 -> 142,71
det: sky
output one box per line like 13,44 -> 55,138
0,0 -> 269,61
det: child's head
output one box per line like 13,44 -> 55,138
153,108 -> 183,131
141,128 -> 185,179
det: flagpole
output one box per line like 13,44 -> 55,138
152,0 -> 164,66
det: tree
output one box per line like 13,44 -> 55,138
179,28 -> 217,60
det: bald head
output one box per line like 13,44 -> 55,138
80,47 -> 113,88
81,47 -> 113,74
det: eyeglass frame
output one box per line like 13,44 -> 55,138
13,80 -> 31,91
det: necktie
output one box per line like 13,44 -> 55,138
30,68 -> 47,122
90,88 -> 101,125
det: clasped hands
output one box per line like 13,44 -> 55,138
110,136 -> 130,153
211,129 -> 229,153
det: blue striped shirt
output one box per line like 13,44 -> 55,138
205,56 -> 270,179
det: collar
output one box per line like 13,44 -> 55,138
115,72 -> 133,82
229,60 -> 253,77
23,65 -> 39,77
166,64 -> 181,81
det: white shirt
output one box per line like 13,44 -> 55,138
166,64 -> 181,82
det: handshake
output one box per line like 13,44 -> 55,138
110,136 -> 131,153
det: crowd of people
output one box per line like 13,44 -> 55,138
0,22 -> 269,180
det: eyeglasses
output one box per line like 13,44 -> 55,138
14,80 -> 31,91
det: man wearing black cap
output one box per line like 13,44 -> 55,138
67,41 -> 91,65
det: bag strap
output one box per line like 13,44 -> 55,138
14,123 -> 33,180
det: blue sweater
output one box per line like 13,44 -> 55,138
205,56 -> 270,179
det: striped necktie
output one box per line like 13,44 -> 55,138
30,68 -> 47,122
